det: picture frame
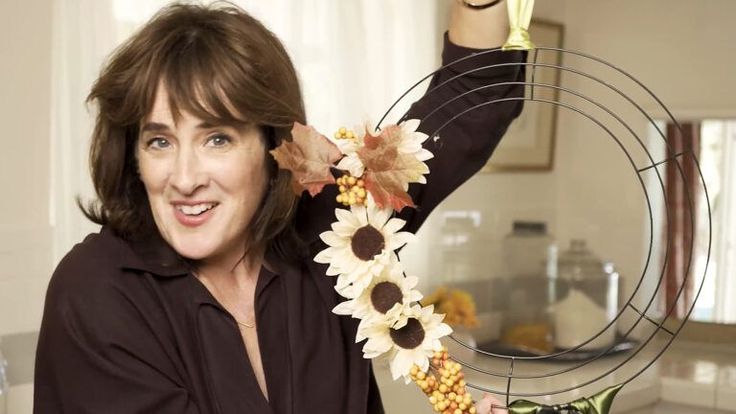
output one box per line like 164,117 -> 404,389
483,19 -> 564,173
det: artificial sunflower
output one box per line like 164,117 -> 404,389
332,259 -> 423,330
359,304 -> 453,382
314,200 -> 414,296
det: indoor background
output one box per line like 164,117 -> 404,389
1,0 -> 734,413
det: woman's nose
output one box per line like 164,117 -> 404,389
169,147 -> 206,195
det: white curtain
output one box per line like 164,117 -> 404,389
50,0 -> 445,264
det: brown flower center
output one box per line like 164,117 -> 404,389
370,281 -> 403,314
350,225 -> 385,261
389,318 -> 425,349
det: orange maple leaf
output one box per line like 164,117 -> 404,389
270,122 -> 343,196
357,125 -> 429,211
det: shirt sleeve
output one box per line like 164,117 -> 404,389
33,260 -> 200,414
295,32 -> 526,243
397,33 -> 527,233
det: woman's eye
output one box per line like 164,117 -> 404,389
206,134 -> 232,147
146,137 -> 170,149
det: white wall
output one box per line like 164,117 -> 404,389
0,0 -> 54,336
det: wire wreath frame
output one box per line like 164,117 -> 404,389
375,46 -> 712,409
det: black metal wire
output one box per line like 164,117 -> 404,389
392,76 -> 664,366
428,95 -> 671,387
418,81 -> 668,378
375,46 -> 711,399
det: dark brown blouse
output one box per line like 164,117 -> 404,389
34,34 -> 525,414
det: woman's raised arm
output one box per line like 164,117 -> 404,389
398,0 -> 526,234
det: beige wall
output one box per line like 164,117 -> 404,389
402,0 -> 736,335
0,0 -> 54,335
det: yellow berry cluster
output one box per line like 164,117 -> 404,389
336,174 -> 367,206
409,346 -> 476,414
334,126 -> 356,140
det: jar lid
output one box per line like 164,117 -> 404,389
512,221 -> 547,235
557,239 -> 606,280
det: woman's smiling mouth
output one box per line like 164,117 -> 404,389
172,202 -> 219,226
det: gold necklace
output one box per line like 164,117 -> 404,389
195,271 -> 256,329
224,300 -> 257,329
235,319 -> 255,329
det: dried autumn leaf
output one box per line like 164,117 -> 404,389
270,122 -> 343,196
357,125 -> 429,211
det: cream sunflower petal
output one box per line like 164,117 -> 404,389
408,291 -> 423,303
417,148 -> 434,161
364,334 -> 393,354
398,139 -> 422,154
334,207 -> 360,228
351,205 -> 368,226
429,339 -> 443,353
360,321 -> 384,336
331,221 -> 355,237
313,247 -> 334,264
367,203 -> 392,228
335,154 -> 364,178
400,119 -> 421,133
383,303 -> 406,322
319,231 -> 347,247
355,326 -> 370,343
334,252 -> 358,273
325,264 -> 341,276
387,232 -> 415,250
393,315 -> 409,329
435,323 -> 453,338
336,282 -> 357,299
403,275 -> 419,288
382,217 -> 407,235
335,274 -> 351,290
415,353 -> 430,373
332,300 -> 356,316
333,137 -> 359,155
389,350 -> 416,380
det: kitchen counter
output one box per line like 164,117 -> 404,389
375,338 -> 736,413
2,334 -> 734,413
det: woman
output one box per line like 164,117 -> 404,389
34,1 -> 524,413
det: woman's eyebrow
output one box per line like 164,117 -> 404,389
139,121 -> 222,134
140,122 -> 170,133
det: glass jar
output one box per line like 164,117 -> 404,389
551,239 -> 619,350
502,221 -> 556,278
499,221 -> 557,354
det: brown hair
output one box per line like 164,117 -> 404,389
82,2 -> 305,258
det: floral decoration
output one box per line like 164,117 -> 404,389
271,121 -> 479,414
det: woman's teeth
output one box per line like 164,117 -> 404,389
177,203 -> 217,216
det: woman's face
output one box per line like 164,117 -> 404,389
136,86 -> 269,264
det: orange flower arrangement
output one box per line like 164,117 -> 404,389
422,286 -> 479,329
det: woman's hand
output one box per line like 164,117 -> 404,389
475,392 -> 506,414
448,0 -> 509,49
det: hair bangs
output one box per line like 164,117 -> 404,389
151,31 -> 253,129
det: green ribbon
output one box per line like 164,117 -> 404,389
508,384 -> 624,414
502,0 -> 536,51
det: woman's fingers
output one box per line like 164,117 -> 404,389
476,393 -> 505,414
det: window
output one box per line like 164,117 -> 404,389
691,120 -> 736,323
